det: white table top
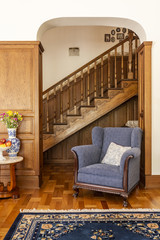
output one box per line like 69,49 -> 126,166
0,156 -> 23,165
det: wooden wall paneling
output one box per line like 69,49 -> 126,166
45,97 -> 138,164
98,111 -> 114,128
66,132 -> 80,160
114,104 -> 127,127
0,41 -> 44,189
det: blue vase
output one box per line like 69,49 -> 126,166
6,128 -> 20,157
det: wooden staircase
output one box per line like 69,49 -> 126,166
43,31 -> 139,152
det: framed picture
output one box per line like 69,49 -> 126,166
69,48 -> 79,56
122,28 -> 126,33
104,34 -> 110,42
111,37 -> 115,42
111,30 -> 115,35
117,33 -> 124,40
116,27 -> 121,32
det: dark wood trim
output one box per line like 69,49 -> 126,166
123,155 -> 134,192
137,41 -> 152,180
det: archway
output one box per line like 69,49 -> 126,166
37,17 -> 146,43
38,17 -> 151,187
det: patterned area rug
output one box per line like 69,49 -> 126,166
4,209 -> 160,240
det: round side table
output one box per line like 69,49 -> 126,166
0,156 -> 23,199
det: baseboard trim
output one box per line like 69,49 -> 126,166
145,175 -> 160,188
17,175 -> 40,189
44,159 -> 74,164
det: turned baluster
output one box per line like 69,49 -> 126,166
53,88 -> 56,123
46,92 -> 49,132
128,31 -> 134,79
108,53 -> 111,88
94,62 -> 97,97
101,57 -> 104,97
60,84 -> 63,123
114,48 -> 117,88
121,43 -> 124,80
87,66 -> 90,105
81,70 -> 84,105
74,74 -> 77,114
67,79 -> 70,114
135,37 -> 138,79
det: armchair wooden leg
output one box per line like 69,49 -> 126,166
73,185 -> 79,198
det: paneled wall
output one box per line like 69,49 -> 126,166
44,96 -> 138,163
0,42 -> 43,189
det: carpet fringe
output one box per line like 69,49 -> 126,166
20,208 -> 160,213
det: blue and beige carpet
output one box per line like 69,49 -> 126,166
4,209 -> 160,240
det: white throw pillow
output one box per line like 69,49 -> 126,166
101,142 -> 131,166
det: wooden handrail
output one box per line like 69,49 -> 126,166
43,36 -> 138,95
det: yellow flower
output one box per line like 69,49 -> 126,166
7,111 -> 13,116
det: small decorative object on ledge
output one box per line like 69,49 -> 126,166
0,111 -> 23,157
125,120 -> 138,128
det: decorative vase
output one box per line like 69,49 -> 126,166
6,128 -> 20,157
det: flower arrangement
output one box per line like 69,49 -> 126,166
0,111 -> 23,129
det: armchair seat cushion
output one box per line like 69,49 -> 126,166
78,163 -> 123,189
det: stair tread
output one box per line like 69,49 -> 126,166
107,87 -> 122,90
94,97 -> 109,99
79,105 -> 95,108
53,123 -> 67,125
119,78 -> 138,82
67,114 -> 81,117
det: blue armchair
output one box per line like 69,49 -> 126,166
71,127 -> 143,207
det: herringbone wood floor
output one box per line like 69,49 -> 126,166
1,163 -> 160,239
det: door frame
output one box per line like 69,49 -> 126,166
137,41 -> 152,187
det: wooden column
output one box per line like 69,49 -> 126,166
46,92 -> 49,132
67,79 -> 70,114
108,53 -> 111,88
94,62 -> 97,97
0,41 -> 44,189
60,84 -> 63,122
74,75 -> 77,113
53,88 -> 57,123
128,32 -> 134,79
101,57 -> 104,97
135,38 -> 138,79
137,41 -> 152,187
81,71 -> 84,105
114,48 -> 117,88
87,66 -> 90,105
121,44 -> 124,80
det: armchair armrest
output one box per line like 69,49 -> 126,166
120,147 -> 141,174
120,147 -> 141,192
71,145 -> 101,169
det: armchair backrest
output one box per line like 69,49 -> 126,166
92,127 -> 143,161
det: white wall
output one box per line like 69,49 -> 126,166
41,26 -> 129,90
0,0 -> 160,175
